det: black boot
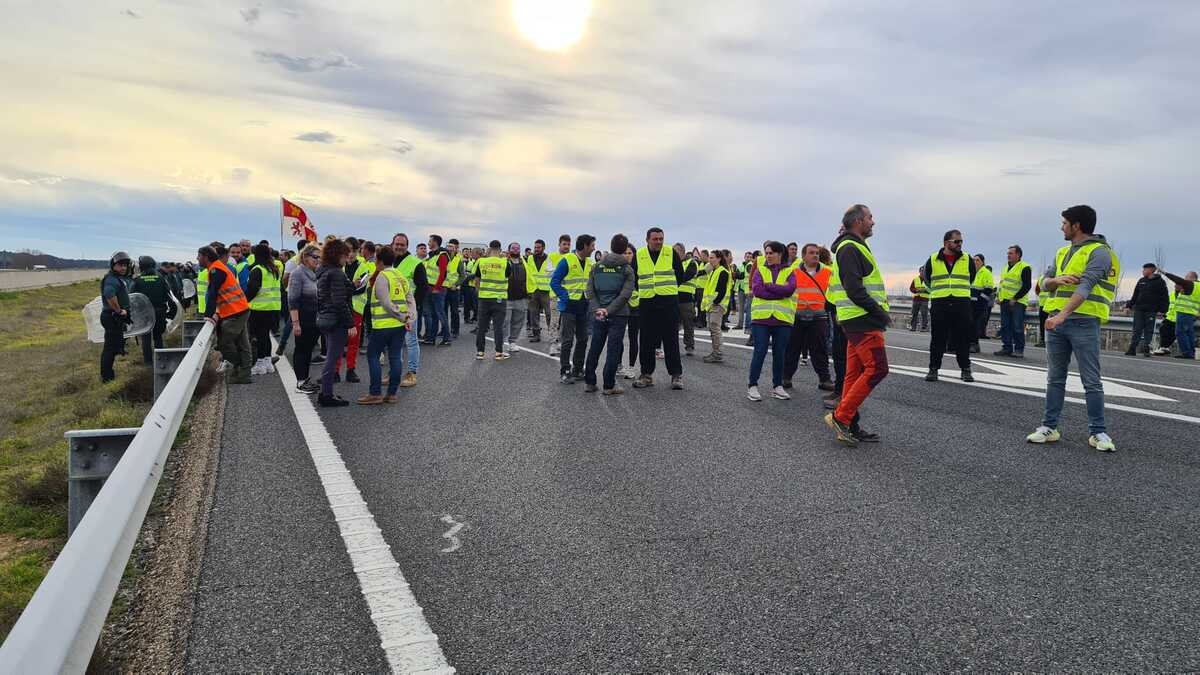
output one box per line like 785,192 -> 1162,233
961,369 -> 974,382
345,368 -> 360,383
318,393 -> 349,407
925,368 -> 938,382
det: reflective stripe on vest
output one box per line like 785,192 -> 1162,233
445,254 -> 462,288
530,255 -> 555,292
998,261 -> 1031,303
208,260 -> 249,318
1166,294 -> 1179,322
828,240 -> 889,322
424,251 -> 447,287
370,268 -> 408,329
701,267 -> 732,312
476,256 -> 508,300
750,264 -> 795,323
196,269 -> 209,314
351,261 -> 375,315
562,254 -> 592,300
793,264 -> 831,316
972,265 -> 995,293
248,265 -> 281,311
1174,284 -> 1200,316
635,247 -> 678,298
928,254 -> 972,299
912,275 -> 930,299
1040,241 -> 1121,323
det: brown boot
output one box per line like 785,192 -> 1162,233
357,394 -> 384,405
383,394 -> 398,404
632,374 -> 654,389
400,373 -> 417,388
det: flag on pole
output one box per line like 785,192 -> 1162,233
281,197 -> 318,243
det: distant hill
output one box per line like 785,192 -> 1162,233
0,250 -> 109,270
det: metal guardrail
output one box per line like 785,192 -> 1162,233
0,321 -> 215,674
888,300 -> 1135,331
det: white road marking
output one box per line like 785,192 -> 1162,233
439,515 -> 465,554
272,339 -> 454,674
483,336 -> 559,362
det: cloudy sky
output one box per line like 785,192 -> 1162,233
1,0 -> 1197,289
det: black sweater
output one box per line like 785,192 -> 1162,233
316,263 -> 355,329
832,233 -> 890,333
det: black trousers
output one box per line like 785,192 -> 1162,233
930,298 -> 973,370
638,300 -> 682,377
292,314 -> 319,382
832,321 -> 847,394
100,310 -> 125,382
627,313 -> 640,366
1160,319 -> 1176,350
784,316 -> 831,383
249,310 -> 277,359
1038,308 -> 1048,343
140,315 -> 166,365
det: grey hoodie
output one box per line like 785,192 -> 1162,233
586,252 -> 635,317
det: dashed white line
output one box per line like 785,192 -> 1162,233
273,339 -> 454,674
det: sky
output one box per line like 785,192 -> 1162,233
1,0 -> 1198,292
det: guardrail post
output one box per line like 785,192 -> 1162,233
153,348 -> 189,401
183,320 -> 205,348
65,428 -> 141,537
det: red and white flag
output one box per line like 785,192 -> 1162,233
281,197 -> 318,243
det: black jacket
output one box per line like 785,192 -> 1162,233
1127,274 -> 1170,313
316,263 -> 355,329
831,233 -> 890,333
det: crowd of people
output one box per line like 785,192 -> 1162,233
96,207 -> 1199,451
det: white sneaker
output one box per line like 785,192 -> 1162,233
1088,433 -> 1116,452
623,366 -> 637,379
771,386 -> 791,400
262,358 -> 275,373
508,342 -> 521,353
747,385 -> 762,402
549,342 -> 560,356
1026,426 -> 1061,444
800,356 -> 808,366
250,359 -> 264,375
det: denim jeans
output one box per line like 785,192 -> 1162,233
1129,309 -> 1156,353
1043,316 -> 1105,435
999,301 -> 1027,353
503,298 -> 528,349
559,301 -> 591,375
740,295 -> 752,328
1176,312 -> 1196,358
367,326 -> 407,395
445,290 -> 461,336
584,315 -> 627,388
423,290 -> 450,341
749,323 -> 792,387
320,327 -> 348,397
403,323 -> 421,373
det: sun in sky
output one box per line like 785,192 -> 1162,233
512,0 -> 593,52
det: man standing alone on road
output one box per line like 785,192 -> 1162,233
824,204 -> 889,446
1026,205 -> 1121,452
1124,263 -> 1170,356
994,245 -> 1032,357
923,229 -> 977,382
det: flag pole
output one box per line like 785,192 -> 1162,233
279,196 -> 286,253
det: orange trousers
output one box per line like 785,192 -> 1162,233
834,330 -> 888,426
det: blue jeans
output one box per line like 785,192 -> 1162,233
404,323 -> 421,373
740,296 -> 752,329
999,301 -> 1027,353
279,297 -> 293,349
367,326 -> 407,395
749,323 -> 792,387
445,289 -> 461,337
1176,312 -> 1196,358
423,290 -> 450,341
1043,316 -> 1105,435
584,315 -> 627,389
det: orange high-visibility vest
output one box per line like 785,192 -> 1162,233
208,259 -> 249,318
793,264 -> 832,316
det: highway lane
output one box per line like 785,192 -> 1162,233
188,324 -> 1200,671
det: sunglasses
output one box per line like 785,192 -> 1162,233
947,239 -> 963,244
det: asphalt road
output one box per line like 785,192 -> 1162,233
187,321 -> 1200,671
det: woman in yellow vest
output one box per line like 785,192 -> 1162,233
357,246 -> 416,404
245,243 -> 282,376
700,250 -> 733,363
746,241 -> 797,401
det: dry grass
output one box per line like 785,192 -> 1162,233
0,281 -> 194,639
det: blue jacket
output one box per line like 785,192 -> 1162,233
549,256 -> 587,314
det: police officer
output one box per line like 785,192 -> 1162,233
133,255 -> 172,365
100,251 -> 133,382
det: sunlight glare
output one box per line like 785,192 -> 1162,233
512,0 -> 593,52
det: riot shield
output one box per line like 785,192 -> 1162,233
182,278 -> 196,299
165,291 -> 184,335
83,296 -> 105,343
124,292 -> 155,338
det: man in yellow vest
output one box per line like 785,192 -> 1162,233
1161,270 -> 1198,359
631,227 -> 688,390
969,254 -> 996,353
526,238 -> 556,343
994,245 -> 1033,357
1027,204 -> 1120,452
673,243 -> 700,356
908,266 -> 930,331
824,204 -> 890,446
546,234 -> 572,356
474,240 -> 511,360
550,234 -> 596,382
922,229 -> 978,382
445,238 -> 465,339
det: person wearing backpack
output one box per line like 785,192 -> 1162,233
582,234 -> 635,394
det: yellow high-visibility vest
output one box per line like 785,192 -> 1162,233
828,240 -> 889,322
635,247 -> 677,299
1041,241 -> 1121,323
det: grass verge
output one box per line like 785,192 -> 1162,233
0,281 -> 197,640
